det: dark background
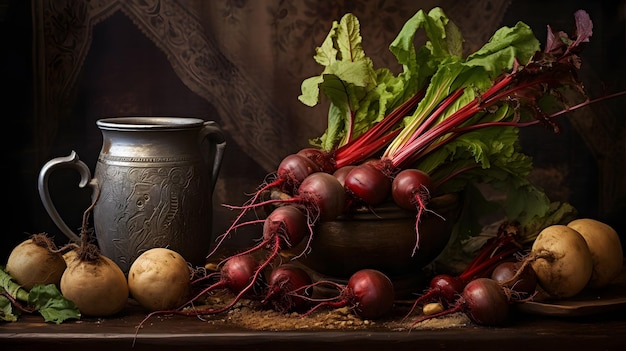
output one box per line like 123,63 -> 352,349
2,0 -> 625,262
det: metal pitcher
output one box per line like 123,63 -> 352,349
38,117 -> 226,273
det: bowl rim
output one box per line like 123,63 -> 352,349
335,193 -> 460,221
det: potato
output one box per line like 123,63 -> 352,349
530,225 -> 593,299
128,248 -> 192,311
567,218 -> 623,289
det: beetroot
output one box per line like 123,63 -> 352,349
300,269 -> 395,320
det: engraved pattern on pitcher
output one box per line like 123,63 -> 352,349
95,164 -> 197,270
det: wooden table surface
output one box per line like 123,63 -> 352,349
2,296 -> 626,351
3,264 -> 626,351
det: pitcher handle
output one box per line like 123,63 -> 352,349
38,151 -> 97,242
200,121 -> 226,190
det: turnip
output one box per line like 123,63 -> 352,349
5,233 -> 66,290
522,224 -> 593,299
128,248 -> 192,311
59,195 -> 129,317
567,218 -> 624,289
61,248 -> 129,317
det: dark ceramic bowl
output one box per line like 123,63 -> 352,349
283,193 -> 461,297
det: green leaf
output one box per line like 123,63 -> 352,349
518,201 -> 579,244
299,75 -> 324,107
335,13 -> 367,63
0,267 -> 29,302
314,20 -> 339,67
389,7 -> 463,97
299,13 -> 383,150
1,268 -> 80,324
28,284 -> 80,324
0,295 -> 19,322
314,102 -> 347,150
465,21 -> 540,76
455,184 -> 504,240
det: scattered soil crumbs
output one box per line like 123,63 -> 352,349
156,290 -> 471,332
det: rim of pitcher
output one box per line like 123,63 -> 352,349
97,117 -> 205,130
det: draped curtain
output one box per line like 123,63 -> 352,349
32,0 -> 512,169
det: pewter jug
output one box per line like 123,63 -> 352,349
38,117 -> 226,273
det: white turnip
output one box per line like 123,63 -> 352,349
567,218 -> 623,289
128,248 -> 192,311
61,248 -> 129,317
59,194 -> 129,317
525,224 -> 593,299
5,233 -> 66,291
